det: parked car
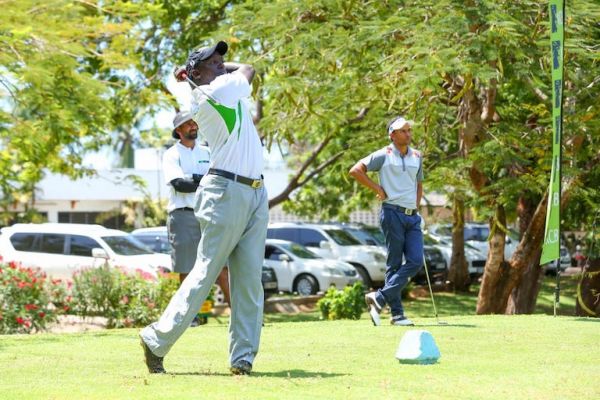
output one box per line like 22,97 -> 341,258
428,223 -> 518,260
266,223 -> 387,287
338,223 -> 448,284
423,233 -> 487,277
261,265 -> 279,298
544,246 -> 571,275
131,227 -> 170,254
0,223 -> 172,279
132,226 -> 279,302
264,239 -> 358,295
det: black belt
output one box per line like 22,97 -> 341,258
172,207 -> 194,212
208,168 -> 263,189
383,203 -> 417,216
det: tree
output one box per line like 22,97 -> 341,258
0,0 -> 160,222
215,0 -> 600,311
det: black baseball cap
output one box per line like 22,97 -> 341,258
185,41 -> 228,76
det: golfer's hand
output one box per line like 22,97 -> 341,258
375,186 -> 387,201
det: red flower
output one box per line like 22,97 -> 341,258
16,316 -> 25,325
63,305 -> 70,312
38,312 -> 46,319
24,320 -> 31,328
25,304 -> 38,311
18,281 -> 27,289
9,261 -> 18,269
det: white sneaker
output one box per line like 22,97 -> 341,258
365,292 -> 382,326
390,316 -> 414,326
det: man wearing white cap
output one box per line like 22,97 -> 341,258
349,116 -> 424,327
140,40 -> 267,376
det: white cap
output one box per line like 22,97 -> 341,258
388,117 -> 414,135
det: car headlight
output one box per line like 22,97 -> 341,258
373,252 -> 387,263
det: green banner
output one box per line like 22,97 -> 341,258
541,0 -> 565,265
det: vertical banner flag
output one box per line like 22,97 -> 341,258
541,0 -> 565,265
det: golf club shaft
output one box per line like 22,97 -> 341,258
422,254 -> 439,320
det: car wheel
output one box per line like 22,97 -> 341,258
294,274 -> 318,296
352,264 -> 372,289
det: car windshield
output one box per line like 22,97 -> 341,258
101,235 -> 153,256
324,229 -> 361,246
279,242 -> 321,259
363,227 -> 386,246
345,228 -> 381,246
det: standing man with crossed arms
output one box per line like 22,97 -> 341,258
164,111 -> 230,326
140,40 -> 268,375
349,116 -> 424,327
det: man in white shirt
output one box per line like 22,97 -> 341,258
163,111 -> 210,284
163,111 -> 231,327
140,41 -> 268,376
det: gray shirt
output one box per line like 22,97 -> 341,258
360,145 -> 423,209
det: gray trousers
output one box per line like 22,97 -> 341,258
141,174 -> 269,366
167,208 -> 200,274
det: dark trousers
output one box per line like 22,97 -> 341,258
375,204 -> 424,317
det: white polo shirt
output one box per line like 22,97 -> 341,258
360,145 -> 423,209
163,141 -> 211,212
191,71 -> 263,179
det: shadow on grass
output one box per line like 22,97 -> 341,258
169,369 -> 346,378
572,317 -> 600,323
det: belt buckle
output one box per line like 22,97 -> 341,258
405,208 -> 414,216
251,180 -> 262,189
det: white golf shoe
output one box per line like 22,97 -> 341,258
390,316 -> 414,326
365,292 -> 382,326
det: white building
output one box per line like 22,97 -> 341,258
7,148 -> 447,229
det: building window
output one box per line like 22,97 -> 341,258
58,212 -> 124,230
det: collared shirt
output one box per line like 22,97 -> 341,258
191,71 -> 263,179
163,141 -> 211,212
360,145 -> 424,209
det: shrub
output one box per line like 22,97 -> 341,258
317,281 -> 364,320
71,265 -> 180,328
0,262 -> 68,334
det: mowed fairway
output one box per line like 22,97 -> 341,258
0,314 -> 598,400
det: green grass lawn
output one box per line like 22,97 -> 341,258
1,276 -> 597,400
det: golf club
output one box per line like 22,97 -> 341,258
422,253 -> 448,325
173,66 -> 217,103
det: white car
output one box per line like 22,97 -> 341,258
131,226 -> 171,254
264,239 -> 358,295
424,233 -> 487,277
0,223 -> 172,279
428,223 -> 518,261
266,223 -> 387,287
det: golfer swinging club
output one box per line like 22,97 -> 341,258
140,40 -> 268,375
349,117 -> 424,326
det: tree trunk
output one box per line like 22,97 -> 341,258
505,247 -> 544,314
447,197 -> 471,291
476,205 -> 509,313
506,195 -> 544,314
477,194 -> 549,314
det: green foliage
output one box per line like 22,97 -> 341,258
0,0 -> 163,211
317,281 -> 364,320
0,262 -> 68,334
70,264 -> 179,328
